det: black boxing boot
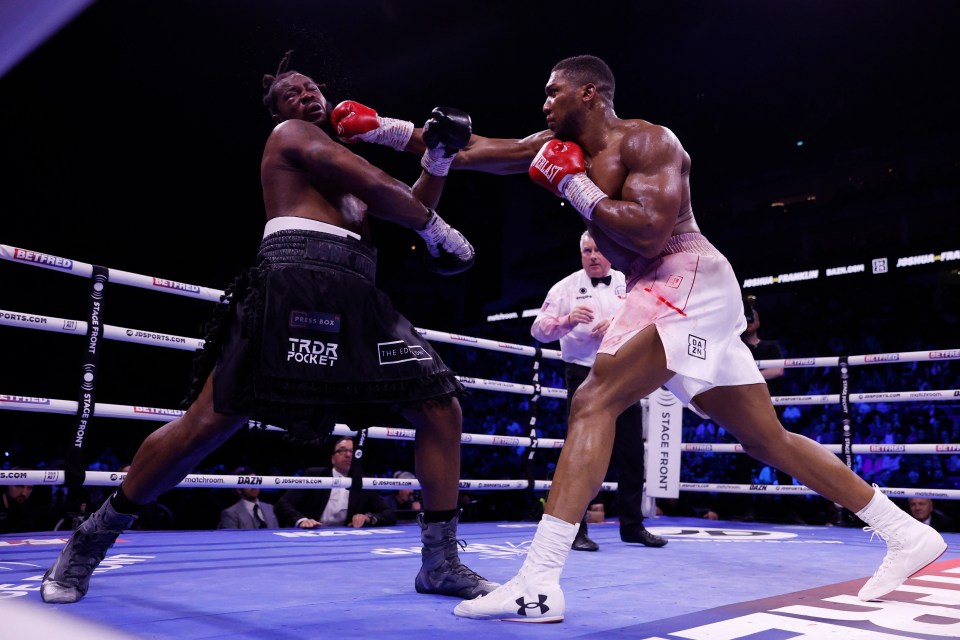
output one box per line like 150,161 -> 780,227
41,495 -> 138,603
415,510 -> 499,599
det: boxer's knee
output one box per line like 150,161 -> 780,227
401,394 -> 462,433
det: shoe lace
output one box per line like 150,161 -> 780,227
61,530 -> 117,583
448,560 -> 486,580
440,528 -> 467,557
442,536 -> 491,582
862,526 -> 889,544
862,526 -> 901,579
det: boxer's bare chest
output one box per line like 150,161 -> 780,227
584,138 -> 627,199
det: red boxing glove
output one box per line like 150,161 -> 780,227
529,140 -> 607,219
330,100 -> 414,151
330,100 -> 379,141
528,139 -> 585,196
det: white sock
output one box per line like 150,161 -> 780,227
855,485 -> 886,523
520,514 -> 578,584
856,484 -> 913,530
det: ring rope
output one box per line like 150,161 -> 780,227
3,470 -> 958,502
1,244 -> 224,303
2,306 -> 956,407
0,393 -> 955,455
3,243 -> 959,505
0,469 -> 617,494
3,305 -> 958,378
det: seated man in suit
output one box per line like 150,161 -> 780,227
908,497 -> 958,533
276,437 -> 397,528
218,466 -> 280,529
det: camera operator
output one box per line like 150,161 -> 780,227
741,296 -> 785,388
738,297 -> 796,521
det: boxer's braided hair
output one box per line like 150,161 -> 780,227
261,50 -> 327,117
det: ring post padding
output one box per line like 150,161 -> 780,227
350,428 -> 368,490
834,355 -> 856,524
523,344 -> 543,493
66,265 -> 110,507
838,356 -> 853,470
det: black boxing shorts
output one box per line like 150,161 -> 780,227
187,226 -> 463,440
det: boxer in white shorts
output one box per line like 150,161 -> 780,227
599,232 -> 764,418
439,53 -> 945,622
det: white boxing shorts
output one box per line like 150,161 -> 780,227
598,232 -> 763,416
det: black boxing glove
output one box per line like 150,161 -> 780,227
415,210 -> 475,275
421,107 -> 472,177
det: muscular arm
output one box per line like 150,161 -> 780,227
272,119 -> 432,229
590,126 -> 685,259
411,172 -> 446,210
405,129 -> 552,175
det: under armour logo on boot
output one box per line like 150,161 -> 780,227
515,594 -> 550,616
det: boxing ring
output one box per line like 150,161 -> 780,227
2,243 -> 960,639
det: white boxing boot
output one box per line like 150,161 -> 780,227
454,514 -> 576,623
856,485 -> 947,601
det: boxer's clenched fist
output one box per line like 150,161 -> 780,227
330,100 -> 414,151
421,106 -> 472,176
416,210 -> 475,275
529,140 -> 608,219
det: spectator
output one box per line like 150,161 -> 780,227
740,295 -> 787,471
907,497 -> 957,532
275,437 -> 397,528
385,471 -> 422,521
218,466 -> 280,529
0,480 -> 45,533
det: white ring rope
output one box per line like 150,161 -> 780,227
1,244 -> 223,303
4,468 -> 958,501
3,243 -> 959,503
0,309 -> 205,352
0,469 -> 617,494
1,307 -> 956,405
4,468 -> 959,502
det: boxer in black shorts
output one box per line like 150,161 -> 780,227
42,50 -> 496,604
200,225 -> 464,439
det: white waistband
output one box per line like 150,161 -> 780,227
263,216 -> 361,240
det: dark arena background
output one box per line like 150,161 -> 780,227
1,2 -> 959,638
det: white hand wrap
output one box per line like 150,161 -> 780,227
416,210 -> 471,260
360,117 -> 415,151
420,146 -> 455,177
562,173 -> 608,220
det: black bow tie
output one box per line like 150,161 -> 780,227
590,275 -> 612,287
